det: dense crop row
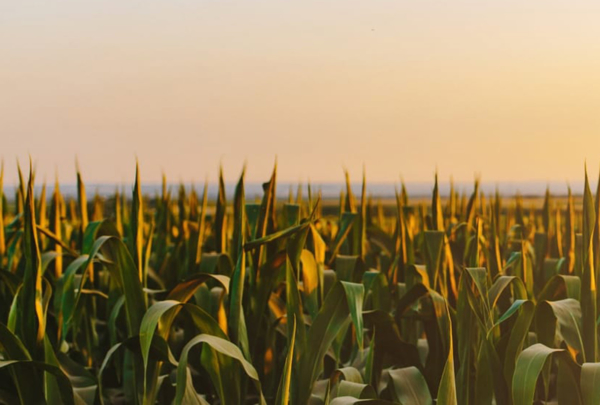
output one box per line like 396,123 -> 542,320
0,161 -> 599,404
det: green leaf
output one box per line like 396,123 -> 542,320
297,282 -> 363,405
0,321 -> 31,360
436,296 -> 457,405
275,316 -> 296,405
0,360 -> 74,405
0,322 -> 39,404
387,366 -> 433,405
245,220 -> 311,251
423,231 -> 444,290
330,398 -> 395,405
132,162 -> 145,284
301,249 -> 320,318
175,334 -> 265,405
582,167 -> 597,361
502,300 -> 535,393
168,273 -> 230,302
103,237 -> 147,336
340,281 -> 364,349
140,300 -> 181,376
536,299 -> 585,359
328,212 -> 358,265
537,274 -> 581,302
334,381 -> 375,399
512,343 -> 562,405
214,165 -> 227,253
18,166 -> 44,350
581,363 -> 600,405
97,342 -> 124,405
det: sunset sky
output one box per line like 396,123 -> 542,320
2,0 -> 600,185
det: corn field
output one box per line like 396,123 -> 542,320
0,160 -> 599,405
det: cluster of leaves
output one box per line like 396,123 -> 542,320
0,160 -> 600,405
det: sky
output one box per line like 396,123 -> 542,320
2,0 -> 600,186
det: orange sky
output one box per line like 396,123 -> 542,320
2,0 -> 600,185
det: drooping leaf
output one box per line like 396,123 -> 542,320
387,367 -> 433,405
175,334 -> 265,405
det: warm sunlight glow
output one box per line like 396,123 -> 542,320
3,0 -> 600,183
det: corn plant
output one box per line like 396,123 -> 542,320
0,160 -> 599,404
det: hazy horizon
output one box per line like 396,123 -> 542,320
0,178 -> 591,200
4,1 -> 600,184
